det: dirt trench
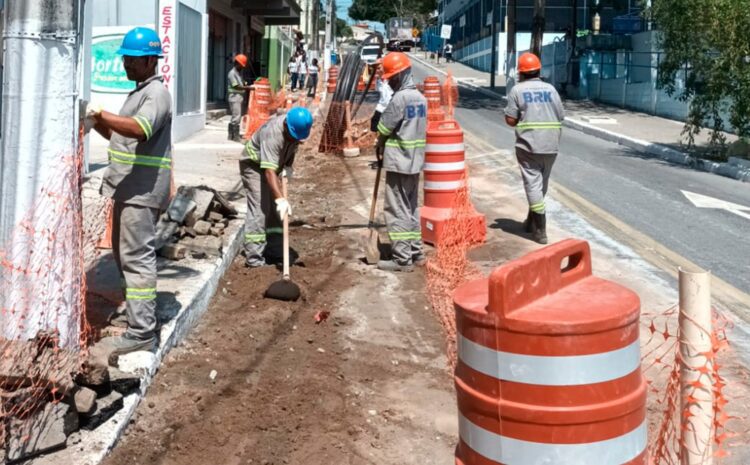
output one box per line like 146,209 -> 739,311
101,145 -> 458,465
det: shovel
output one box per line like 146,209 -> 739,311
264,176 -> 301,301
364,162 -> 383,265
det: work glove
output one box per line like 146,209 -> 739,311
281,167 -> 294,179
275,198 -> 292,220
85,102 -> 104,119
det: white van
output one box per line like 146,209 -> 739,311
360,44 -> 382,64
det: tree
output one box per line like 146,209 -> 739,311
349,0 -> 436,27
651,0 -> 750,148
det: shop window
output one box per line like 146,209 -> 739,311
177,3 -> 201,114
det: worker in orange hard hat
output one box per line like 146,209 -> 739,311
227,53 -> 253,142
374,52 -> 428,272
504,52 -> 565,244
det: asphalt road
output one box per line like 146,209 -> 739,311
411,60 -> 750,295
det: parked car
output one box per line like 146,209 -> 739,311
386,39 -> 401,52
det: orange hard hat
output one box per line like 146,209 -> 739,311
518,52 -> 541,73
381,52 -> 411,79
235,54 -> 248,67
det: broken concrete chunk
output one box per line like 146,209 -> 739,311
80,391 -> 124,431
159,243 -> 187,261
208,211 -> 224,222
108,368 -> 141,395
167,189 -> 197,223
6,402 -> 78,462
154,216 -> 180,251
77,355 -> 110,388
193,220 -> 212,235
186,188 -> 215,226
183,235 -> 222,258
209,227 -> 224,237
73,387 -> 97,415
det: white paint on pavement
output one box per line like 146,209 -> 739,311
682,190 -> 750,221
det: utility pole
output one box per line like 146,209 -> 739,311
530,0 -> 545,57
506,0 -> 516,78
324,0 -> 333,70
1,0 -> 85,348
490,0 -> 498,88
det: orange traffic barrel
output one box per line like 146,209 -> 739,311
420,120 -> 485,245
423,76 -> 442,109
453,239 -> 648,465
327,66 -> 338,93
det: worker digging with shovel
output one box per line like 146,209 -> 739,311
373,52 -> 428,272
239,106 -> 314,301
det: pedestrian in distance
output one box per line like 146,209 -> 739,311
85,27 -> 172,359
288,55 -> 299,91
227,53 -> 253,142
375,52 -> 428,272
504,52 -> 565,244
307,58 -> 319,98
240,107 -> 314,267
444,43 -> 453,63
297,55 -> 308,93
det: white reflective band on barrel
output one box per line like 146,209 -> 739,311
426,143 -> 465,153
458,334 -> 641,385
424,161 -> 465,171
459,414 -> 647,465
424,180 -> 464,190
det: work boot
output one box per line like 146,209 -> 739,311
228,123 -> 234,141
95,334 -> 157,366
523,210 -> 535,233
377,260 -> 414,273
412,254 -> 427,267
532,212 -> 548,244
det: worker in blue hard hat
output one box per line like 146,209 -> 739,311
239,106 -> 313,267
87,27 -> 172,361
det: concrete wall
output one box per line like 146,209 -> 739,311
265,26 -> 294,91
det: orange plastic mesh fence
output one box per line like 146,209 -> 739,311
644,307 -> 736,463
425,169 -> 484,367
441,71 -> 459,118
1,124 -> 103,429
318,99 -> 378,154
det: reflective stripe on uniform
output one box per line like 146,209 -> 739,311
260,161 -> 279,170
266,227 -> 283,235
388,231 -> 422,241
425,143 -> 464,153
516,121 -> 562,132
530,201 -> 545,213
385,139 -> 426,149
457,334 -> 641,386
108,149 -> 171,169
244,233 -> 266,243
245,144 -> 260,161
377,121 -> 393,136
424,161 -> 465,171
133,114 -> 153,140
125,287 -> 157,301
459,413 -> 647,465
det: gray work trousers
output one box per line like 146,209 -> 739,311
112,201 -> 159,340
515,148 -> 557,214
384,171 -> 423,265
229,94 -> 243,125
239,160 -> 283,266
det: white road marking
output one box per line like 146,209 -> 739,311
682,190 -> 750,221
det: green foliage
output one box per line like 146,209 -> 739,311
651,0 -> 750,146
349,0 -> 435,26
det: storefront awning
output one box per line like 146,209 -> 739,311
231,0 -> 301,25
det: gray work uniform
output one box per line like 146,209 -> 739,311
377,74 -> 427,264
100,75 -> 172,341
227,67 -> 245,125
240,115 -> 299,266
504,78 -> 564,214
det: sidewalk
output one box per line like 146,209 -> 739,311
409,52 -> 750,183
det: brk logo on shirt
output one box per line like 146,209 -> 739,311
522,91 -> 553,103
406,104 -> 427,119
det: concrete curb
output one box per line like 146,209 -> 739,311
408,53 -> 750,184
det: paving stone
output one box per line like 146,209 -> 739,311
73,387 -> 97,415
80,391 -> 123,431
184,235 -> 222,258
193,220 -> 212,236
208,211 -> 225,222
108,368 -> 141,395
209,227 -> 224,237
159,243 -> 187,260
6,402 -> 78,462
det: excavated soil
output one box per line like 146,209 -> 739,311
101,141 -> 458,465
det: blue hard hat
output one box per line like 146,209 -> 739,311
117,27 -> 163,57
286,107 -> 314,141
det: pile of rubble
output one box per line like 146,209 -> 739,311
0,333 -> 140,463
155,185 -> 238,261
